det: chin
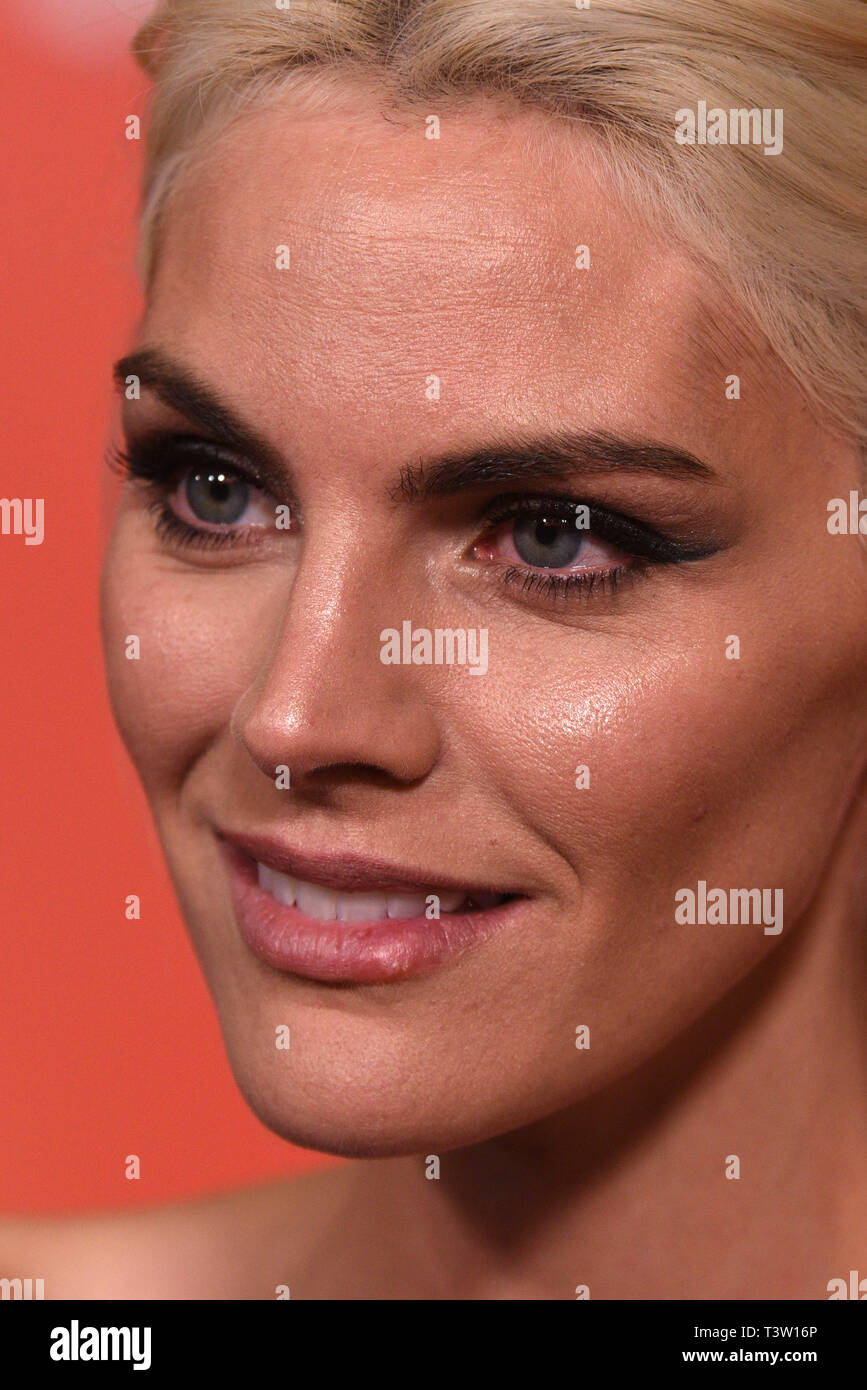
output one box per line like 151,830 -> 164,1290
225,1067 -> 470,1159
217,1020 -> 563,1159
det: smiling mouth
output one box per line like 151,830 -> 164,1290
219,831 -> 523,983
256,861 -> 509,923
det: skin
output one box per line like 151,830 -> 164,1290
7,84 -> 866,1299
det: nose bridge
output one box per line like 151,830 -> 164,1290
231,529 -> 441,783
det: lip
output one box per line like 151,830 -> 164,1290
219,829 -> 518,896
218,830 -> 524,984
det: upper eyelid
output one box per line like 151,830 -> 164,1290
122,433 -> 294,504
482,493 -> 647,531
481,494 -> 716,564
484,494 -> 592,519
482,493 -> 653,540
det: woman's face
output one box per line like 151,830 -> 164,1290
101,92 -> 867,1155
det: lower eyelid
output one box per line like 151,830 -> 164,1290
151,502 -> 241,550
498,563 -> 635,604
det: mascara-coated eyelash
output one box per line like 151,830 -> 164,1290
499,564 -> 636,602
107,436 -> 268,494
482,494 -> 713,565
148,503 -> 253,551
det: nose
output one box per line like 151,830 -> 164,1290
231,544 -> 442,790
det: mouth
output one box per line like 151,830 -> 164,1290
257,859 -> 508,922
218,830 -> 522,984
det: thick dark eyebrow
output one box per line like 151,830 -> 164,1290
113,348 -> 717,505
393,431 -> 716,503
112,347 -> 289,494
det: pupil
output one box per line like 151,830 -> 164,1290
512,513 -> 582,569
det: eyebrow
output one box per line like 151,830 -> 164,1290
394,432 -> 715,502
113,347 -> 290,493
113,348 -> 718,504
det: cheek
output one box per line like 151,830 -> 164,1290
459,620 -> 850,985
99,526 -> 267,794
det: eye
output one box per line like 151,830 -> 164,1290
498,508 -> 627,572
468,493 -> 716,606
170,467 -> 274,531
107,433 -> 291,549
475,500 -> 631,576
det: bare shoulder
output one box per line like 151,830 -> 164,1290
0,1163 -> 351,1300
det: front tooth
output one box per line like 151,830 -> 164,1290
258,862 -> 296,906
295,880 -> 338,921
337,892 -> 388,922
386,892 -> 429,920
270,868 -> 296,907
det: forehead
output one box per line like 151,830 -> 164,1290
143,91 -> 746,461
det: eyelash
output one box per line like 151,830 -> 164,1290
500,565 -> 633,602
106,436 -> 697,604
107,439 -> 274,553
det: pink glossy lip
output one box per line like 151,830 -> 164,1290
218,831 -> 523,984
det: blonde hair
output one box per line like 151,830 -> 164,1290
131,0 -> 867,446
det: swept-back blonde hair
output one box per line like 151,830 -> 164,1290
131,0 -> 866,446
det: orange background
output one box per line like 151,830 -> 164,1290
0,3 -> 328,1213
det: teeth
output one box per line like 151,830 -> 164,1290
257,861 -> 295,907
438,891 -> 466,912
386,892 -> 430,920
256,862 -> 505,924
295,880 -> 338,922
338,892 -> 388,923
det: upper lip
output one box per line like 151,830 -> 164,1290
218,828 -> 517,897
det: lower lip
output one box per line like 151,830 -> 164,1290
222,842 -> 520,984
